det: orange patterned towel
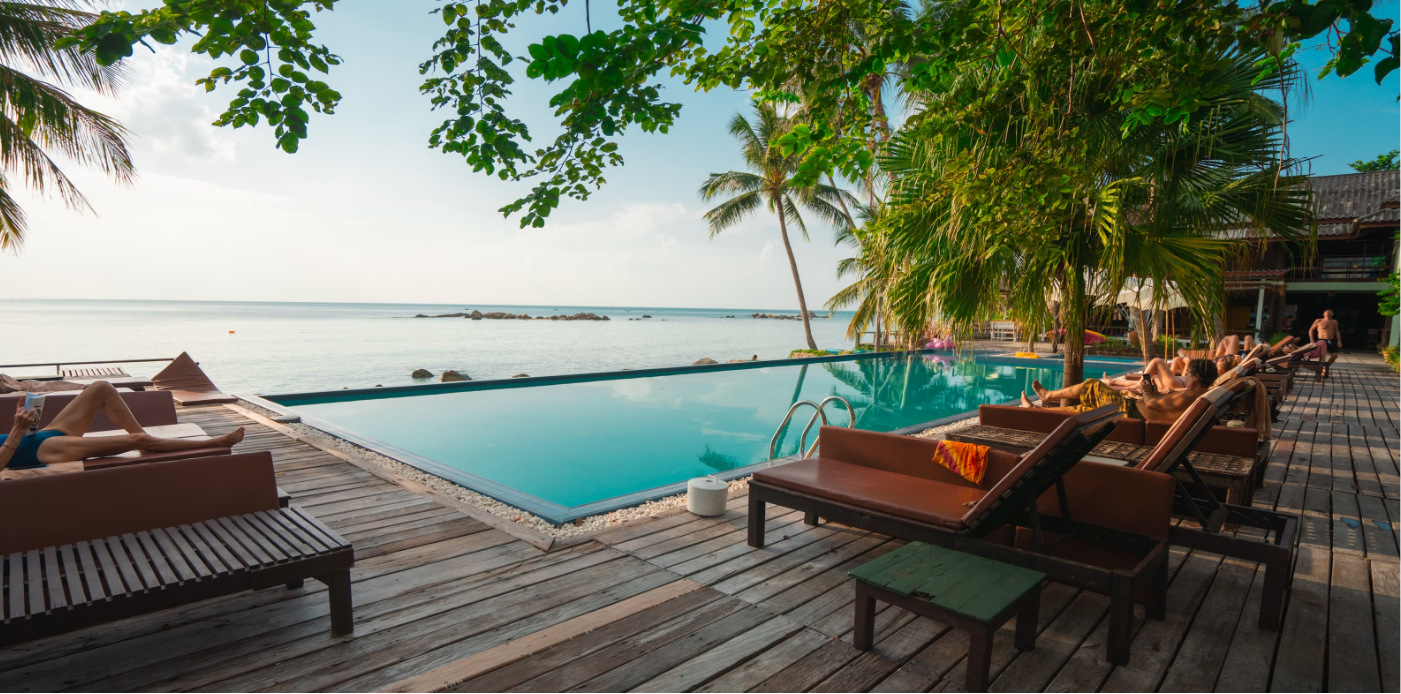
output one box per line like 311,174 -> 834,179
933,440 -> 990,485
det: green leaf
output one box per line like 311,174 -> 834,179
240,49 -> 260,65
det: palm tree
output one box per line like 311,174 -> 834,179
700,103 -> 856,350
826,202 -> 900,349
0,0 -> 134,252
878,45 -> 1312,386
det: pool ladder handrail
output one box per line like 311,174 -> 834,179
767,396 -> 855,460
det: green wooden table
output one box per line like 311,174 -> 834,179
849,541 -> 1046,692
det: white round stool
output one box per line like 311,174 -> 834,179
687,476 -> 728,516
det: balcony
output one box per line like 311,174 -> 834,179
1288,254 -> 1394,281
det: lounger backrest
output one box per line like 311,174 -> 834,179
1134,383 -> 1249,472
0,452 -> 278,554
962,405 -> 1121,535
0,389 -> 178,431
1269,335 -> 1297,355
152,352 -> 221,393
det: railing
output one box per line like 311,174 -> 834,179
768,396 -> 855,460
0,357 -> 173,377
1288,256 -> 1394,282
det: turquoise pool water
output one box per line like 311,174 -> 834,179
277,353 -> 1121,520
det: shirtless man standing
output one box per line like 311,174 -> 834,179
1309,309 -> 1342,375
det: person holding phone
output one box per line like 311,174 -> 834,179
0,381 -> 245,471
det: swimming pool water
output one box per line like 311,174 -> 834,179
278,353 -> 1112,520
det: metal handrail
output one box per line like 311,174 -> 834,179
767,396 -> 855,461
768,401 -> 822,460
797,396 -> 855,458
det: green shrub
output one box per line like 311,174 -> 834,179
1268,331 -> 1291,346
1381,345 -> 1399,373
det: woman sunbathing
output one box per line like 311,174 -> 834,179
1101,356 -> 1189,392
0,381 -> 245,471
1019,358 -> 1219,421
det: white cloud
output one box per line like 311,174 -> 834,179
94,48 -> 237,163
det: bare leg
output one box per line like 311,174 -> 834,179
43,381 -> 143,436
1031,379 -> 1084,403
36,428 -> 245,464
1143,358 -> 1181,391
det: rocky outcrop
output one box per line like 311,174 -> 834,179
410,309 -> 609,321
692,358 -> 719,365
441,370 -> 469,382
411,368 -> 433,378
751,312 -> 821,320
535,313 -> 609,321
511,373 -> 530,378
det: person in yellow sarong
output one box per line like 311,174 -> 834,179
1020,358 -> 1218,421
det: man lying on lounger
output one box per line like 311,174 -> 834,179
1019,358 -> 1219,421
0,381 -> 245,471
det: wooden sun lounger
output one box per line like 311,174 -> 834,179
59,366 -> 130,379
949,383 -> 1298,629
0,452 -> 352,646
749,408 -> 1174,665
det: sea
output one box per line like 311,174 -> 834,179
0,299 -> 864,395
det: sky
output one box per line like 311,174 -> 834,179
0,2 -> 1397,309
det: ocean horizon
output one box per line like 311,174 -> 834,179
0,298 -> 861,394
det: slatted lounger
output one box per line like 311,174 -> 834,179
0,452 -> 353,646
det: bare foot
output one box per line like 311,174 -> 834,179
1031,380 -> 1050,401
213,427 -> 245,448
1020,392 -> 1036,408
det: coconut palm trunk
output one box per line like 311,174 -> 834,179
775,205 -> 819,350
1062,267 -> 1087,391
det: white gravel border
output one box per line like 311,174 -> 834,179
236,398 -> 747,540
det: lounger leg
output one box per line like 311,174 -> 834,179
747,495 -> 766,548
1148,559 -> 1168,621
1107,574 -> 1133,666
804,511 -> 820,526
965,625 -> 993,692
853,583 -> 875,651
321,569 -> 354,636
1015,588 -> 1039,652
1259,559 -> 1287,630
1019,588 -> 1042,653
285,579 -> 305,589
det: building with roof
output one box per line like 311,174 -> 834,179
1226,170 -> 1399,349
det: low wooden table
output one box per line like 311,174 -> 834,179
849,542 -> 1044,692
947,425 -> 1261,505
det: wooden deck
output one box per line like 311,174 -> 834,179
0,365 -> 1395,692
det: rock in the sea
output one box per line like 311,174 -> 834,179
441,370 -> 470,382
414,314 -> 428,318
411,368 -> 433,379
642,315 -> 652,318
511,373 -> 530,378
692,358 -> 719,365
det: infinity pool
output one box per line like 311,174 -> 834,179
269,353 -> 1121,522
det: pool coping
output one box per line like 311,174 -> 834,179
245,351 -> 1140,525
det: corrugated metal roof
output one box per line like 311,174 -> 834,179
1312,171 -> 1400,220
1358,207 -> 1400,224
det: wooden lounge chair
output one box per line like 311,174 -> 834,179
0,452 -> 352,646
151,352 -> 237,405
749,408 -> 1175,665
1125,380 -> 1298,628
